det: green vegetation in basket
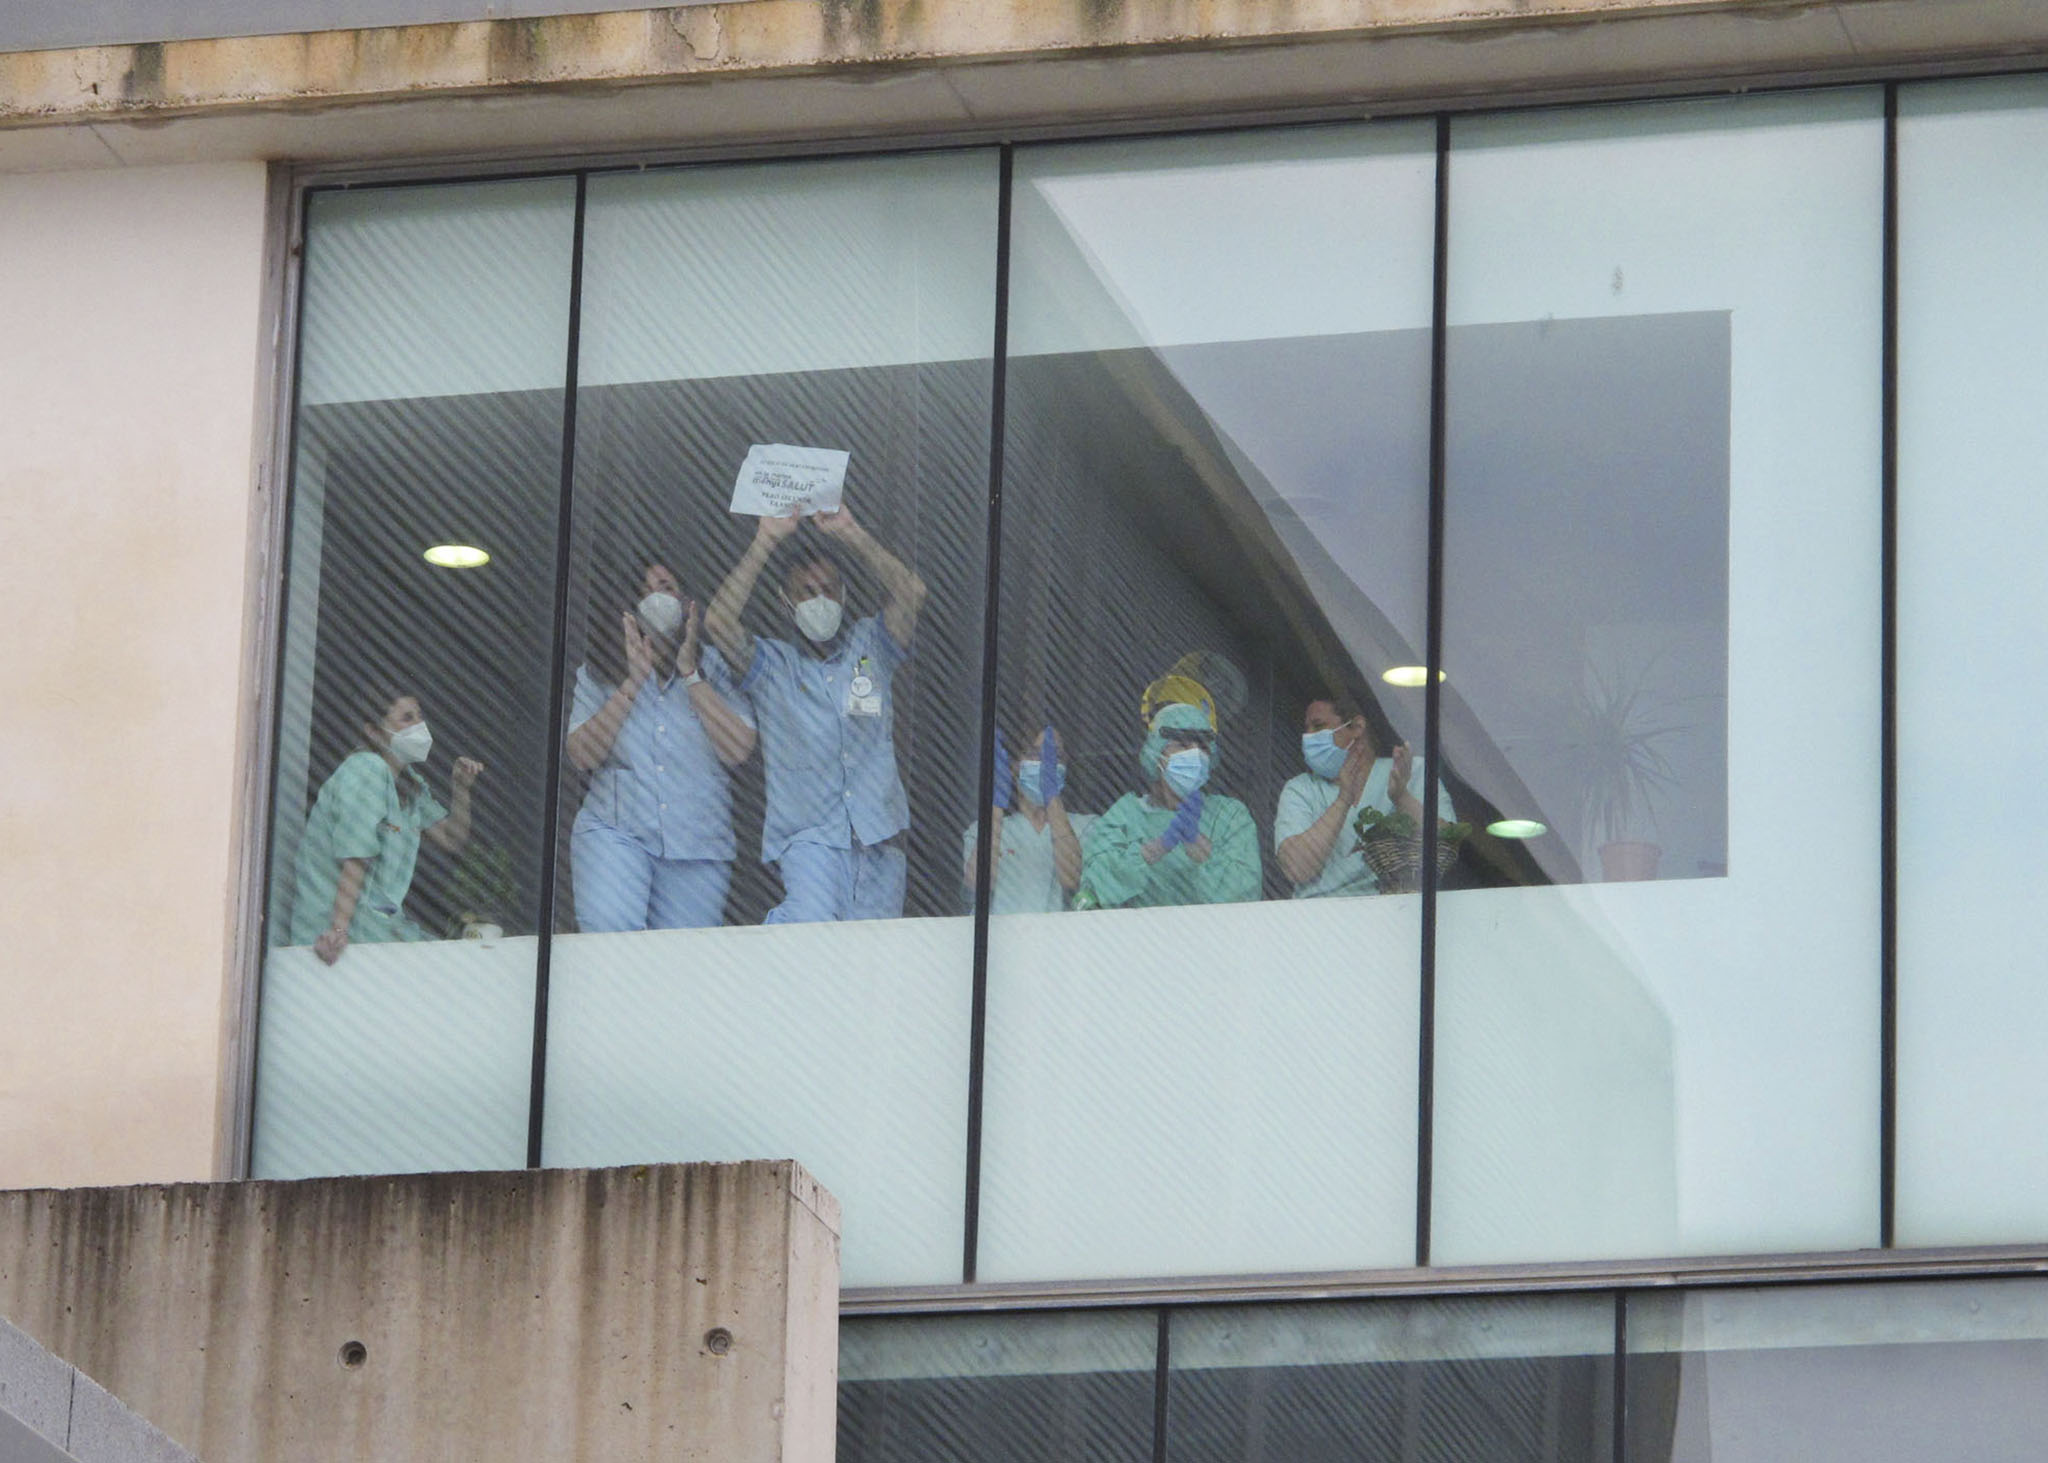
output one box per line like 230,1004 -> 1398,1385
1352,806 -> 1473,847
445,839 -> 519,937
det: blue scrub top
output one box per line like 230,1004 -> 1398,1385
568,645 -> 752,863
741,615 -> 909,861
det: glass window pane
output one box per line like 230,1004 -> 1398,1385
537,152 -> 998,1285
253,178 -> 576,1175
840,1311 -> 1156,1463
1895,76 -> 2048,1246
1626,1280 -> 2048,1463
1434,92 -> 1883,1262
980,124 -> 1438,1281
1171,1295 -> 1614,1463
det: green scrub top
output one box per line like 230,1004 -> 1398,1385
1078,791 -> 1262,909
288,750 -> 448,946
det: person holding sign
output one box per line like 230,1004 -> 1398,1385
1077,700 -> 1261,910
961,726 -> 1092,914
705,500 -> 926,923
565,558 -> 756,931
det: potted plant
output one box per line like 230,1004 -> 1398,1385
1352,806 -> 1472,894
1558,661 -> 1688,882
445,840 -> 517,945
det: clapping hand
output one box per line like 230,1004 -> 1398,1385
675,598 -> 703,678
991,736 -> 1012,812
1038,725 -> 1064,802
621,612 -> 656,683
1159,789 -> 1204,851
452,756 -> 485,793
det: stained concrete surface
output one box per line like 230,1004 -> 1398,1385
0,1162 -> 840,1463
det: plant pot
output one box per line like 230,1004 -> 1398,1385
1360,831 -> 1462,895
1598,841 -> 1662,882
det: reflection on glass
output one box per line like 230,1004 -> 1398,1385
1432,92 -> 1883,1264
1626,1281 -> 2048,1463
1169,1296 -> 1614,1463
540,152 -> 998,1285
979,124 -> 1437,1281
840,1311 -> 1157,1463
1895,76 -> 2048,1246
252,176 -> 576,1177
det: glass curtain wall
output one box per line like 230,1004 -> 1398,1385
1894,75 -> 2048,1247
1432,93 -> 1885,1263
253,178 -> 577,1176
979,125 -> 1438,1281
536,152 -> 1000,1285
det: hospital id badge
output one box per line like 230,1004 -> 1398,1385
847,689 -> 883,717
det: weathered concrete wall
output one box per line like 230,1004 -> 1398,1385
0,161 -> 272,1191
0,1162 -> 842,1463
1,1316 -> 197,1463
3,0 -> 2048,172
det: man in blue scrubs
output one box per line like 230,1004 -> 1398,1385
705,501 -> 926,922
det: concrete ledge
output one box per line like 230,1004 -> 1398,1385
0,1162 -> 841,1463
1,0 -> 2047,173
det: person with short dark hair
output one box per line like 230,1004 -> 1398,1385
705,500 -> 926,923
564,556 -> 755,932
1274,694 -> 1451,897
289,683 -> 484,964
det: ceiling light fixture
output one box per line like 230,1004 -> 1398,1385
1487,818 -> 1549,839
1381,666 -> 1445,688
423,544 -> 491,569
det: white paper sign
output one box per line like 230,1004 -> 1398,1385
728,443 -> 850,518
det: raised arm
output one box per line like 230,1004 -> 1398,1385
817,505 -> 926,648
707,512 -> 799,669
1276,737 -> 1371,884
423,757 -> 483,853
676,601 -> 756,767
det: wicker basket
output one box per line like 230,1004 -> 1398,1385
1358,829 -> 1461,894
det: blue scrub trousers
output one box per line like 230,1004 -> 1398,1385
766,839 -> 907,924
572,823 -> 731,932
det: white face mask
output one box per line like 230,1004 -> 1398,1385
385,720 -> 433,765
791,594 -> 844,644
636,591 -> 684,642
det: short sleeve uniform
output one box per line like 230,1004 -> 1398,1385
961,812 -> 1097,915
1273,759 -> 1455,898
740,616 -> 909,861
568,645 -> 752,862
288,750 -> 448,945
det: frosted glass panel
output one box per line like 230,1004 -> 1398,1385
253,942 -> 534,1175
1435,92 -> 1883,1263
1895,77 -> 2048,1245
841,1311 -> 1156,1463
1170,1295 -> 1615,1463
254,176 -> 574,1176
1627,1280 -> 2048,1463
542,920 -> 972,1286
542,152 -> 997,1286
983,125 -> 1437,1281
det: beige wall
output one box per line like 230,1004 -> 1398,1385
0,162 -> 270,1188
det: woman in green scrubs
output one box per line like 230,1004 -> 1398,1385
288,685 -> 484,965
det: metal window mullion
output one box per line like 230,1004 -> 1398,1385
1879,83 -> 1901,1249
525,171 -> 590,1170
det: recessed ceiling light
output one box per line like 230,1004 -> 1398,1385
1487,818 -> 1549,839
423,544 -> 491,569
1381,666 -> 1445,688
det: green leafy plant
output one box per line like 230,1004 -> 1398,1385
1352,806 -> 1472,847
1352,806 -> 1472,893
1557,661 -> 1688,848
445,840 -> 518,936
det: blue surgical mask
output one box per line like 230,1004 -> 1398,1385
1302,729 -> 1347,781
1163,747 -> 1210,798
1016,759 -> 1066,806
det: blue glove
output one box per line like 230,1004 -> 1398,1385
991,737 -> 1012,812
1038,725 -> 1064,802
1160,789 -> 1204,851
